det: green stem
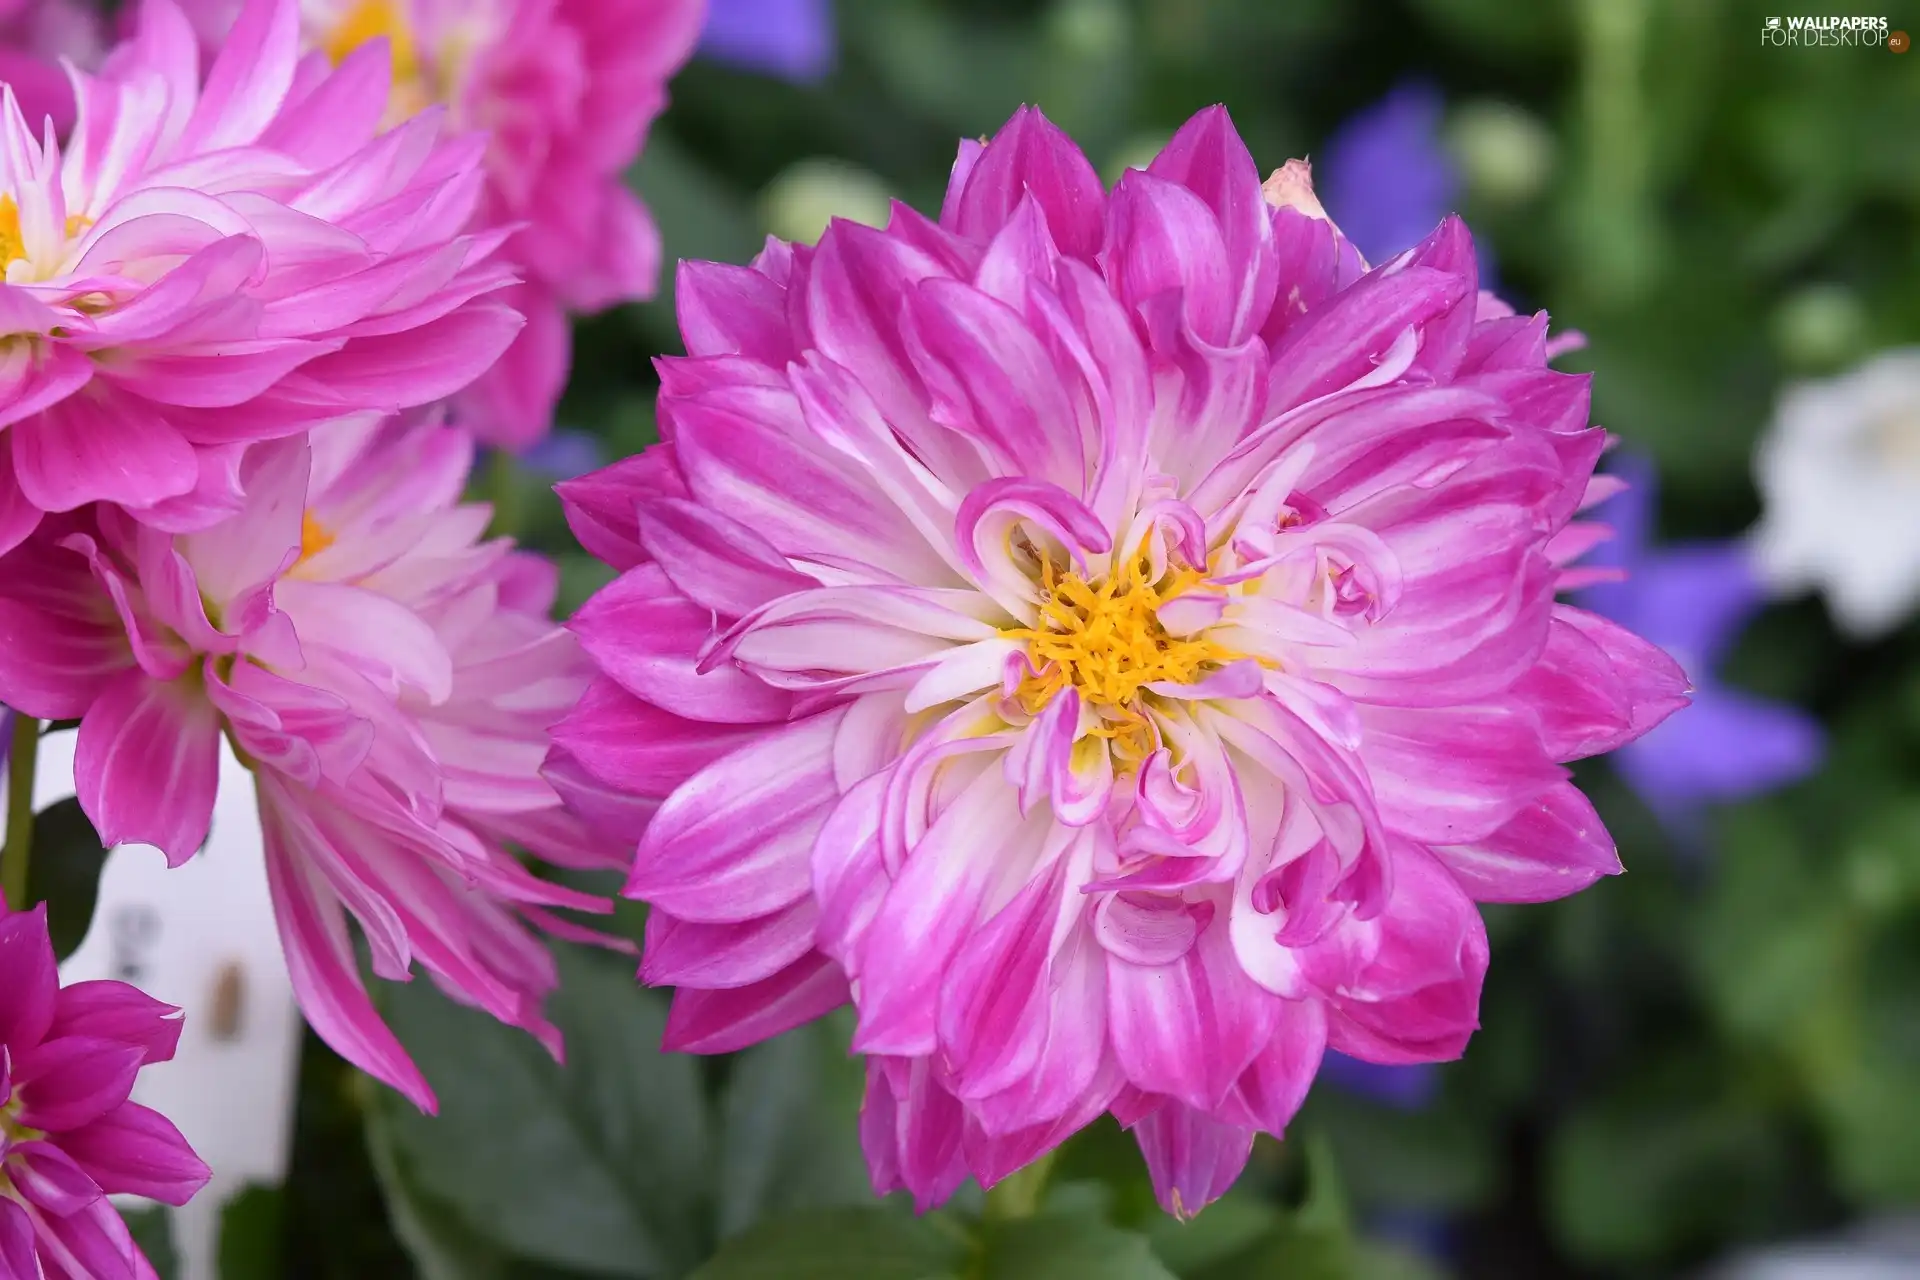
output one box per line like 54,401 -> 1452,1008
2,714 -> 40,909
484,448 -> 524,540
983,1149 -> 1056,1222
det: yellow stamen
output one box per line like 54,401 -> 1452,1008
1001,549 -> 1240,761
0,196 -> 22,266
323,0 -> 421,88
298,512 -> 337,564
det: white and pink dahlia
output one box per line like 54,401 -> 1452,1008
555,106 -> 1689,1215
0,0 -> 519,558
181,0 -> 705,447
0,413 -> 622,1110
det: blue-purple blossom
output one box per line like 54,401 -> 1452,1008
1319,81 -> 1458,266
1320,1050 -> 1438,1110
699,0 -> 834,81
517,428 -> 608,481
1580,455 -> 1824,824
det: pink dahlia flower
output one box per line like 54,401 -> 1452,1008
0,0 -> 520,559
0,0 -> 107,136
0,900 -> 211,1279
556,105 -> 1690,1215
181,0 -> 705,448
0,413 -> 622,1110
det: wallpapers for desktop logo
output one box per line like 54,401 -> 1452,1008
1760,14 -> 1896,46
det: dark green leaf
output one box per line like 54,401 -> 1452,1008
380,943 -> 712,1277
218,1184 -> 285,1280
978,1216 -> 1175,1280
123,1205 -> 178,1280
27,797 -> 109,960
690,1207 -> 966,1280
365,1092 -> 513,1280
715,1012 -> 873,1237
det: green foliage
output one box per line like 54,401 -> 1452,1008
123,1206 -> 178,1280
26,797 -> 109,960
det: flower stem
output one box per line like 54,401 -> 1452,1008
2,714 -> 40,909
983,1150 -> 1057,1222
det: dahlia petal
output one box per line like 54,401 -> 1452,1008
291,300 -> 522,409
0,904 -> 59,1050
0,1200 -> 34,1279
0,451 -> 43,557
570,564 -> 794,724
951,106 -> 1105,260
1130,1103 -> 1256,1219
549,675 -> 758,799
9,1142 -> 104,1218
0,318 -> 93,432
1434,781 -> 1621,903
0,538 -> 129,720
9,392 -> 198,515
1358,701 -> 1564,845
453,283 -> 570,450
641,898 -> 817,989
1147,105 -> 1277,344
1310,843 -> 1487,1065
628,710 -> 843,922
57,1102 -> 212,1206
1520,605 -> 1689,761
262,815 -> 434,1111
556,445 -> 689,572
1265,265 -> 1467,415
853,771 -> 1048,1056
14,1037 -> 144,1131
937,854 -> 1075,1100
50,982 -> 184,1066
636,496 -> 813,618
860,1056 -> 970,1210
1106,169 -> 1234,347
660,950 -> 848,1054
677,258 -> 795,365
74,669 -> 221,867
274,579 -> 455,703
673,388 -> 947,583
1107,915 -> 1277,1112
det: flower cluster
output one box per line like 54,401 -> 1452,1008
0,0 -> 522,555
1,901 -> 210,1279
555,105 -> 1688,1213
0,0 -> 634,1178
0,412 -> 625,1109
179,0 -> 704,447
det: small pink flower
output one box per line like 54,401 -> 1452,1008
0,0 -> 520,559
181,0 -> 704,448
0,413 -> 623,1110
0,900 -> 210,1280
556,106 -> 1689,1215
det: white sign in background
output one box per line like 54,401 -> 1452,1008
1,729 -> 302,1280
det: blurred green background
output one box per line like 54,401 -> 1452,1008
261,1 -> 1920,1277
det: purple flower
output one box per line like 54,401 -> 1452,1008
1320,1050 -> 1438,1110
517,429 -> 608,482
0,902 -> 211,1279
1579,455 -> 1824,822
1319,82 -> 1458,266
700,0 -> 835,81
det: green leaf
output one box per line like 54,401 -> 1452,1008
715,1013 -> 874,1238
978,1216 -> 1176,1280
27,797 -> 109,961
1141,1193 -> 1277,1277
689,1207 -> 967,1280
365,1091 -> 514,1280
123,1205 -> 179,1280
218,1184 -> 285,1280
379,943 -> 712,1277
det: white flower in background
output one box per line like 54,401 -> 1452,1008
1754,348 -> 1920,638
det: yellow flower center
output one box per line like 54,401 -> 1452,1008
298,511 -> 336,564
1003,551 -> 1239,757
322,0 -> 431,114
1,195 -> 94,272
